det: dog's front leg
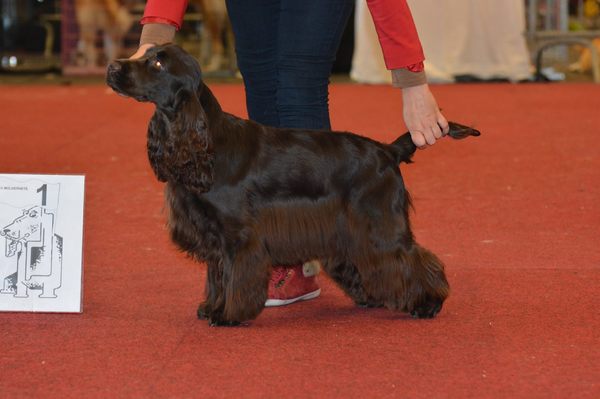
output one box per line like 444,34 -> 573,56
207,237 -> 270,326
197,259 -> 224,320
198,258 -> 233,325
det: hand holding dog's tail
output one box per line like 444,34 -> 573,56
390,122 -> 481,164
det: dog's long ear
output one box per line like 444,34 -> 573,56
147,88 -> 213,194
176,89 -> 214,194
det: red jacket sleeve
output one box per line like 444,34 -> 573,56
366,0 -> 425,70
141,0 -> 188,30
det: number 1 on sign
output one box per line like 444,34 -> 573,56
37,184 -> 47,206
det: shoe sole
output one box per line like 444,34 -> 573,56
264,288 -> 321,307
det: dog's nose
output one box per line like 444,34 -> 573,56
107,61 -> 122,74
106,61 -> 126,88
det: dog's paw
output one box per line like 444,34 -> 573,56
356,300 -> 384,309
197,302 -> 211,320
409,298 -> 444,319
208,317 -> 242,327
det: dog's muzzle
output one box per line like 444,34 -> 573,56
106,61 -> 129,94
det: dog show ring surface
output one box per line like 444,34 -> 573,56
0,82 -> 598,398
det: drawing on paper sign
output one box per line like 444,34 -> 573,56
0,184 -> 63,299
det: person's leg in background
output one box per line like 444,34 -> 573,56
225,0 -> 354,306
225,0 -> 280,127
276,0 -> 354,129
226,0 -> 354,129
272,0 -> 354,303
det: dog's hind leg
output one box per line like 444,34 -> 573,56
392,245 -> 450,318
356,245 -> 449,319
322,258 -> 383,308
405,245 -> 450,318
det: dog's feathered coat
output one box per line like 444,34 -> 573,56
107,44 -> 480,326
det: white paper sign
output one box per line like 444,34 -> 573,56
0,174 -> 85,313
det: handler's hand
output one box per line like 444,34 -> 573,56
402,84 -> 449,148
129,43 -> 155,60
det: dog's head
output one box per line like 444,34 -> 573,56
1,206 -> 45,256
107,45 -> 213,194
106,44 -> 202,110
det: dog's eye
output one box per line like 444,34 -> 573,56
153,59 -> 163,69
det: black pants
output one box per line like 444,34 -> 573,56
226,0 -> 354,130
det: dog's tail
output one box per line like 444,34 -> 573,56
390,121 -> 481,164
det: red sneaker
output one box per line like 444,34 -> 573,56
265,264 -> 321,307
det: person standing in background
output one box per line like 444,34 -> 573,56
129,0 -> 449,307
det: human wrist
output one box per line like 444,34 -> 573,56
401,83 -> 432,103
392,69 -> 427,89
140,23 -> 176,46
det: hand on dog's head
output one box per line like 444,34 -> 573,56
106,44 -> 202,111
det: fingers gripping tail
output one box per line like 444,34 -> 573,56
390,122 -> 481,164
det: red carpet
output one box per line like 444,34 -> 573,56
0,83 -> 598,398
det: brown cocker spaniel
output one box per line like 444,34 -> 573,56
106,44 -> 480,326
